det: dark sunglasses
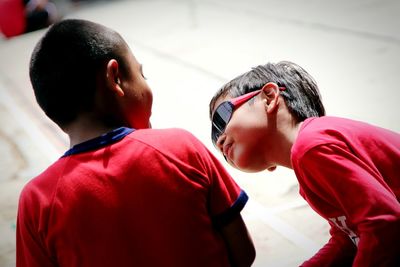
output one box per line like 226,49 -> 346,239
211,89 -> 262,146
211,87 -> 285,146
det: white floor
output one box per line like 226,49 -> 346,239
1,0 -> 399,266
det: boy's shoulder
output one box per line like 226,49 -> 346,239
299,116 -> 360,132
19,128 -> 206,201
293,116 -> 400,158
129,127 -> 211,160
297,116 -> 395,140
21,128 -> 209,193
19,156 -> 67,212
292,116 -> 365,158
133,127 -> 196,140
131,127 -> 204,149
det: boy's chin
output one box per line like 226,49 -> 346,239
235,156 -> 276,173
234,161 -> 266,174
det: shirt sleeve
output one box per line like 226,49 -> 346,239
300,222 -> 356,267
297,143 -> 400,267
16,188 -> 55,267
203,149 -> 248,228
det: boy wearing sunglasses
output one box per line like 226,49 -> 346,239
209,61 -> 400,266
17,19 -> 255,267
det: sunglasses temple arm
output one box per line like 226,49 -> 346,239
230,90 -> 262,106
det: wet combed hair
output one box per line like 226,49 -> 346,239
209,61 -> 326,122
29,19 -> 130,127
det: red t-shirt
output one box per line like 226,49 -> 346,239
17,127 -> 248,267
292,116 -> 400,267
0,0 -> 26,38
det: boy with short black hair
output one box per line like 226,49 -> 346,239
17,19 -> 255,267
209,61 -> 400,266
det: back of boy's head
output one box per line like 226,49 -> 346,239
30,19 -> 129,128
210,61 -> 326,122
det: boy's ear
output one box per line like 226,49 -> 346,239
105,59 -> 124,97
261,82 -> 281,114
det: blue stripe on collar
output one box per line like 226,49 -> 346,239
212,190 -> 249,228
62,127 -> 134,157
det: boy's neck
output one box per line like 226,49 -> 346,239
65,115 -> 123,148
286,121 -> 303,168
273,109 -> 303,170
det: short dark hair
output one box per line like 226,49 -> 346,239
30,19 -> 129,127
209,61 -> 326,122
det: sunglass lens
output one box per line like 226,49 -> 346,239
211,102 -> 233,145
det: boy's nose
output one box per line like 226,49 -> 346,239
216,135 -> 225,153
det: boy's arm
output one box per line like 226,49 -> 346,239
220,214 -> 256,267
17,191 -> 55,267
300,223 -> 355,267
197,138 -> 255,267
16,183 -> 55,267
299,144 -> 400,267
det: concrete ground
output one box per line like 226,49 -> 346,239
0,0 -> 399,266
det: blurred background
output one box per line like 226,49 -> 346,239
1,0 -> 399,266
